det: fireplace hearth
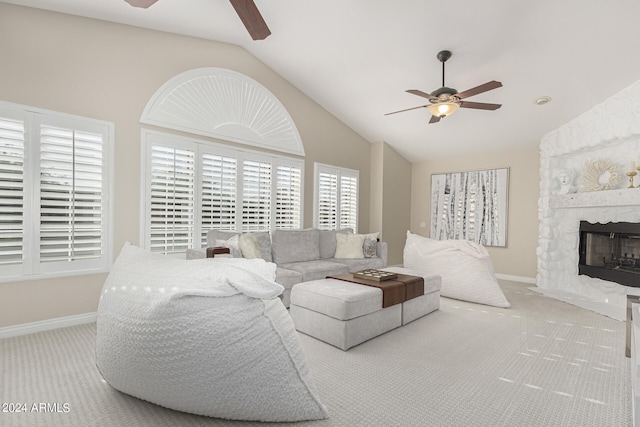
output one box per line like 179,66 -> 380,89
579,221 -> 640,287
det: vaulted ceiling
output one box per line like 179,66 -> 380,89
4,0 -> 640,162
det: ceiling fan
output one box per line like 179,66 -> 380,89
385,50 -> 502,124
124,0 -> 271,40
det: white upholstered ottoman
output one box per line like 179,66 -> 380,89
289,270 -> 441,350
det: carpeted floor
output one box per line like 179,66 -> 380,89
0,280 -> 631,427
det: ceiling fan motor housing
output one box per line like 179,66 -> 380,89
430,86 -> 459,101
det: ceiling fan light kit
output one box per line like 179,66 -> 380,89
427,101 -> 459,117
386,50 -> 503,124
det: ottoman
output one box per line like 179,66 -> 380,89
289,272 -> 441,350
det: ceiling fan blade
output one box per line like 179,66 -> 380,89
455,80 -> 502,100
124,0 -> 159,7
229,0 -> 271,40
429,115 -> 441,124
406,89 -> 438,101
459,101 -> 502,110
384,105 -> 428,116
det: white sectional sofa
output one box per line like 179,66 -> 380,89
187,228 -> 388,307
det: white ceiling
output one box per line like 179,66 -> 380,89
4,0 -> 640,163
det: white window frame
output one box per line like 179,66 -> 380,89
313,162 -> 359,232
140,130 -> 304,254
0,101 -> 114,283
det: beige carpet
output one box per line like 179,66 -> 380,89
0,281 -> 631,426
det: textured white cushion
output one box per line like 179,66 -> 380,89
403,231 -> 510,308
96,243 -> 328,422
335,233 -> 365,259
238,233 -> 261,259
214,234 -> 242,258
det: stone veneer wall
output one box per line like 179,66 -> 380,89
538,80 -> 640,309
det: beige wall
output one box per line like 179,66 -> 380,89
410,148 -> 540,278
380,143 -> 412,265
0,4 -> 374,327
370,142 -> 413,265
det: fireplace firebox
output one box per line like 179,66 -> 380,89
578,221 -> 640,288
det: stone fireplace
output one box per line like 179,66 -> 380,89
537,80 -> 640,320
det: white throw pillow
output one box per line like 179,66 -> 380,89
403,231 -> 510,308
238,233 -> 262,259
214,234 -> 242,258
334,233 -> 366,259
96,243 -> 328,422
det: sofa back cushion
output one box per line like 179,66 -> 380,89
318,228 -> 353,259
272,229 -> 320,264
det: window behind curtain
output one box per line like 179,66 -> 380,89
314,163 -> 359,232
142,131 -> 304,254
0,102 -> 113,281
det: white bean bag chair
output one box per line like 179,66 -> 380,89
403,231 -> 510,308
96,243 -> 328,422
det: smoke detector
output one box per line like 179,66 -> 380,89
535,96 -> 552,106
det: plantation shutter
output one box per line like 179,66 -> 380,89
200,153 -> 237,245
39,124 -> 104,262
149,144 -> 195,254
339,174 -> 358,230
314,163 -> 359,232
317,171 -> 338,230
242,159 -> 271,232
275,164 -> 302,229
0,116 -> 24,266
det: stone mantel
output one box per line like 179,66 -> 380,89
549,189 -> 640,209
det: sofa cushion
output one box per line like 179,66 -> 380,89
334,233 -> 366,259
330,257 -> 385,273
280,260 -> 349,282
272,229 -> 320,264
96,244 -> 327,422
319,228 -> 353,259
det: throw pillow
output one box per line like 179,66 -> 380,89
319,228 -> 353,259
239,233 -> 262,259
362,232 -> 379,258
215,235 -> 242,258
403,231 -> 510,308
334,233 -> 366,259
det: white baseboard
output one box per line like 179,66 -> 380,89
0,312 -> 97,340
496,273 -> 537,284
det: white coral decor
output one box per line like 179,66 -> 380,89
581,158 -> 621,191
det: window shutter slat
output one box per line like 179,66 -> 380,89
0,117 -> 24,265
200,154 -> 237,245
317,171 -> 338,230
148,144 -> 195,254
40,125 -> 104,262
275,165 -> 301,230
242,160 -> 271,232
